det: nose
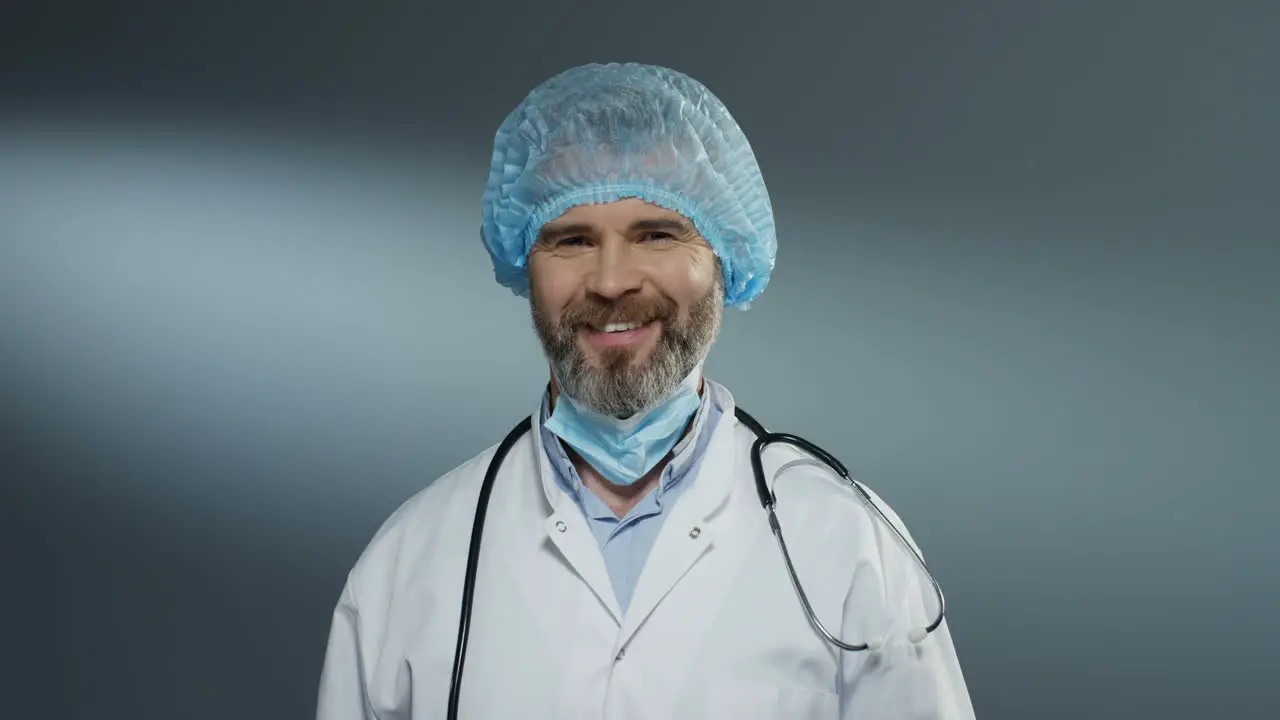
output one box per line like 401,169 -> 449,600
584,237 -> 643,299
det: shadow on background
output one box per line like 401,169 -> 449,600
3,2 -> 1278,718
10,464 -> 337,718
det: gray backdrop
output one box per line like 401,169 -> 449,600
3,1 -> 1277,718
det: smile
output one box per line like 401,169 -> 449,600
581,320 -> 658,348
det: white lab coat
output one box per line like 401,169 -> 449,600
316,383 -> 975,719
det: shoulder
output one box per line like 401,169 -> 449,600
726,409 -> 925,559
343,437 -> 511,600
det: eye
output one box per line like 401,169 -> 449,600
640,231 -> 675,243
555,236 -> 589,248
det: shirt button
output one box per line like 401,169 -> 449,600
555,521 -> 567,532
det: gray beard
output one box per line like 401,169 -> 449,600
531,271 -> 724,419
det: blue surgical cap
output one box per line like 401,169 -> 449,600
479,63 -> 777,309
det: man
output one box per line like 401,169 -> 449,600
317,63 -> 975,719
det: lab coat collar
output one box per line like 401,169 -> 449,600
615,381 -> 740,646
527,379 -> 743,635
527,401 -> 622,620
530,387 -> 571,516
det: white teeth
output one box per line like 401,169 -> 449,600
602,322 -> 643,333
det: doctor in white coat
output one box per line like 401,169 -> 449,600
316,63 -> 976,720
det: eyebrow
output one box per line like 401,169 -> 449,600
538,217 -> 694,240
631,218 -> 694,234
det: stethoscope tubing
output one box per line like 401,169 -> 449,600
446,406 -> 946,719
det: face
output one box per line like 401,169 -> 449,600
528,198 -> 724,419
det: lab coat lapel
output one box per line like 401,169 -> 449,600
615,400 -> 740,649
524,400 -> 624,623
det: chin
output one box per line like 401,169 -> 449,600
593,346 -> 658,371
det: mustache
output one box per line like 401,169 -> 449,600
559,296 -> 679,330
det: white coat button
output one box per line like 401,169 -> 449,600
555,521 -> 567,532
689,526 -> 702,539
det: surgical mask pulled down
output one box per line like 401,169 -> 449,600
544,364 -> 703,486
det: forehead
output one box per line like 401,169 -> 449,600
539,198 -> 695,236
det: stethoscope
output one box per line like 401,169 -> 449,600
446,405 -> 947,720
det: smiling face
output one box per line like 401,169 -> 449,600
528,198 -> 724,418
